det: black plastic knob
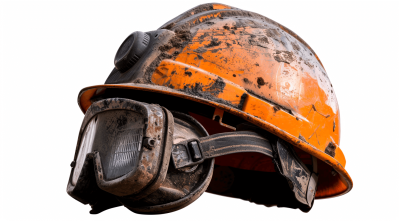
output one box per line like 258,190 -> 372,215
114,31 -> 150,73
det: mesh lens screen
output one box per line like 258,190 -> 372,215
105,128 -> 143,179
73,109 -> 145,183
93,110 -> 144,180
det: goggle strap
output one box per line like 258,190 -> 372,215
171,130 -> 318,209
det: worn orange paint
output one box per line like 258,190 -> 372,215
151,59 -> 342,162
196,12 -> 221,23
212,4 -> 231,10
77,2 -> 352,199
152,60 -> 247,107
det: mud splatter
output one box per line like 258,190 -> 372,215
258,37 -> 269,44
198,32 -> 210,40
304,60 -> 314,69
163,22 -> 175,30
324,142 -> 336,157
291,42 -> 300,51
257,77 -> 265,86
182,82 -> 234,107
238,93 -> 248,110
184,70 -> 192,77
205,38 -> 222,48
273,105 -> 281,113
175,29 -> 191,41
209,77 -> 226,95
298,134 -> 307,143
194,47 -> 207,53
273,50 -> 294,64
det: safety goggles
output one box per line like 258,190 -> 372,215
67,98 -> 318,214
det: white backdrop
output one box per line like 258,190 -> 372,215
1,0 -> 399,223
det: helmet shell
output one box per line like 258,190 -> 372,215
79,3 -> 352,199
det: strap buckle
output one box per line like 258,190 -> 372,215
171,139 -> 204,169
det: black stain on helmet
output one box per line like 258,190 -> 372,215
184,67 -> 192,77
273,105 -> 281,113
298,134 -> 308,143
183,81 -> 233,107
324,142 -> 336,158
199,32 -> 210,40
257,77 -> 265,87
194,47 -> 207,53
209,77 -> 226,96
205,38 -> 222,48
333,121 -> 336,132
185,71 -> 192,77
238,93 -> 248,110
175,29 -> 191,41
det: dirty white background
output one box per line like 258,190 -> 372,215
1,0 -> 399,223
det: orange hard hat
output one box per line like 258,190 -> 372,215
78,3 -> 352,202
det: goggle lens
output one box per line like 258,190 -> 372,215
72,109 -> 145,184
72,116 -> 97,185
93,110 -> 144,180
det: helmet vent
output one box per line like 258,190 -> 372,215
142,33 -> 150,45
114,31 -> 150,73
126,54 -> 140,69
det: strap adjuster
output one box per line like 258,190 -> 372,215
171,139 -> 204,169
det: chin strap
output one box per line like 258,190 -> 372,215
171,131 -> 318,209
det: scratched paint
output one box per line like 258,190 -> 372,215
175,18 -> 338,115
77,3 -> 352,200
